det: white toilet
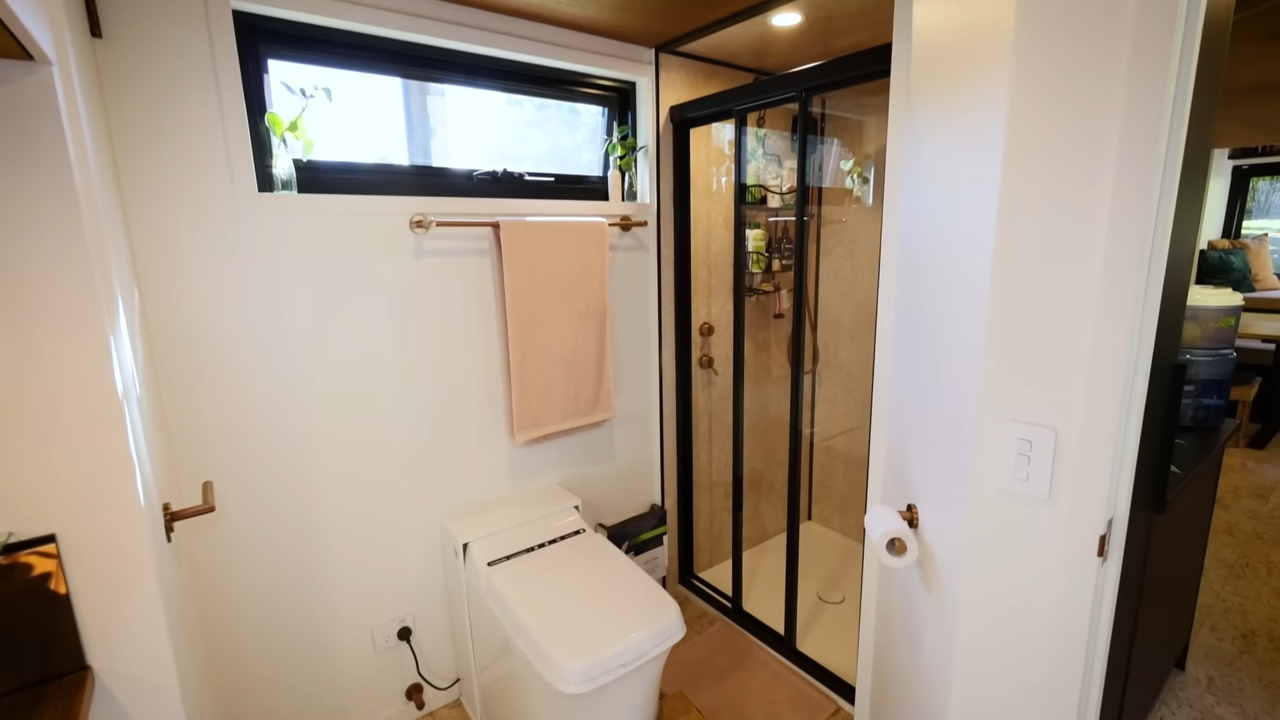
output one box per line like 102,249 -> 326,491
444,486 -> 685,720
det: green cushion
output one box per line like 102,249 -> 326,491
1197,248 -> 1256,293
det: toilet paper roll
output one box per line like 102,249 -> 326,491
864,505 -> 919,569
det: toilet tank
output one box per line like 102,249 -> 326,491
443,486 -> 585,718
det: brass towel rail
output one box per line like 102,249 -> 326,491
409,214 -> 647,235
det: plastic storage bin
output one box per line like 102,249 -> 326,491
1177,348 -> 1237,428
1181,285 -> 1244,349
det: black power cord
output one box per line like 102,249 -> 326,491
397,626 -> 460,691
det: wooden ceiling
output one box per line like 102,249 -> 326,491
679,0 -> 893,74
0,17 -> 32,61
434,0 -> 772,47
1215,0 -> 1280,148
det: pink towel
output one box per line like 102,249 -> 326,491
496,219 -> 615,443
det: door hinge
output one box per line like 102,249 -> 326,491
1097,518 -> 1113,562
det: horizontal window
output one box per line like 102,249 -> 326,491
233,12 -> 636,200
1224,162 -> 1280,269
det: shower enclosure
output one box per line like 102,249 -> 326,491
672,46 -> 890,703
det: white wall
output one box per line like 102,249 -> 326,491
860,0 -> 1202,718
89,0 -> 659,718
0,0 -> 194,718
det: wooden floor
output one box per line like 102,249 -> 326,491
418,691 -> 712,720
417,590 -> 853,720
1147,431 -> 1280,720
671,590 -> 853,720
661,691 -> 709,720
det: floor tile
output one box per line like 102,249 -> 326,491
1193,591 -> 1218,642
1221,450 -> 1280,482
1208,492 -> 1280,548
671,588 -> 721,650
662,622 -> 836,720
1199,536 -> 1245,601
420,699 -> 469,720
1221,541 -> 1280,610
1191,593 -> 1280,691
663,691 -> 710,720
1149,692 -> 1229,720
1152,448 -> 1280,719
1159,659 -> 1280,720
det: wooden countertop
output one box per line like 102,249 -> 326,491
0,669 -> 94,720
1239,313 -> 1280,341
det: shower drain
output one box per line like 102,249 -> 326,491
816,589 -> 846,605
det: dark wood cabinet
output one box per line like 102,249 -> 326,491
1104,421 -> 1238,720
0,536 -> 95,720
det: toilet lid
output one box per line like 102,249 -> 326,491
468,516 -> 685,693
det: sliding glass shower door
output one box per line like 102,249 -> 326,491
674,49 -> 890,704
794,78 -> 890,686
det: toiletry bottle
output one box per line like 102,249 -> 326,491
766,165 -> 783,208
608,156 -> 623,202
745,222 -> 768,273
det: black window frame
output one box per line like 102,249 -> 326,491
1221,160 -> 1280,238
232,11 -> 635,200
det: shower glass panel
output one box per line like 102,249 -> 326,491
794,79 -> 890,686
737,101 -> 801,633
673,45 -> 890,705
688,121 -> 737,590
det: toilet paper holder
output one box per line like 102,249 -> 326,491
898,504 -> 919,530
891,504 -> 919,557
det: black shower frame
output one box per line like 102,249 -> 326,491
671,44 -> 891,706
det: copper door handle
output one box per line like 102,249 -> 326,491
164,481 -> 216,542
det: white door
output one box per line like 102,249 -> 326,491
0,1 -> 197,717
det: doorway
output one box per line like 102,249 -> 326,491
672,49 -> 890,703
1102,1 -> 1280,718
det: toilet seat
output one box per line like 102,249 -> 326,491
466,511 -> 684,694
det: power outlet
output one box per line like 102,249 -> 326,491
373,614 -> 415,652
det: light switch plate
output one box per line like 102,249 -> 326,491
1001,421 -> 1056,500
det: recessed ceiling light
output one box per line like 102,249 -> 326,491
770,12 -> 803,27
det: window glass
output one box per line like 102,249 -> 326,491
1241,173 -> 1280,266
266,59 -> 609,176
